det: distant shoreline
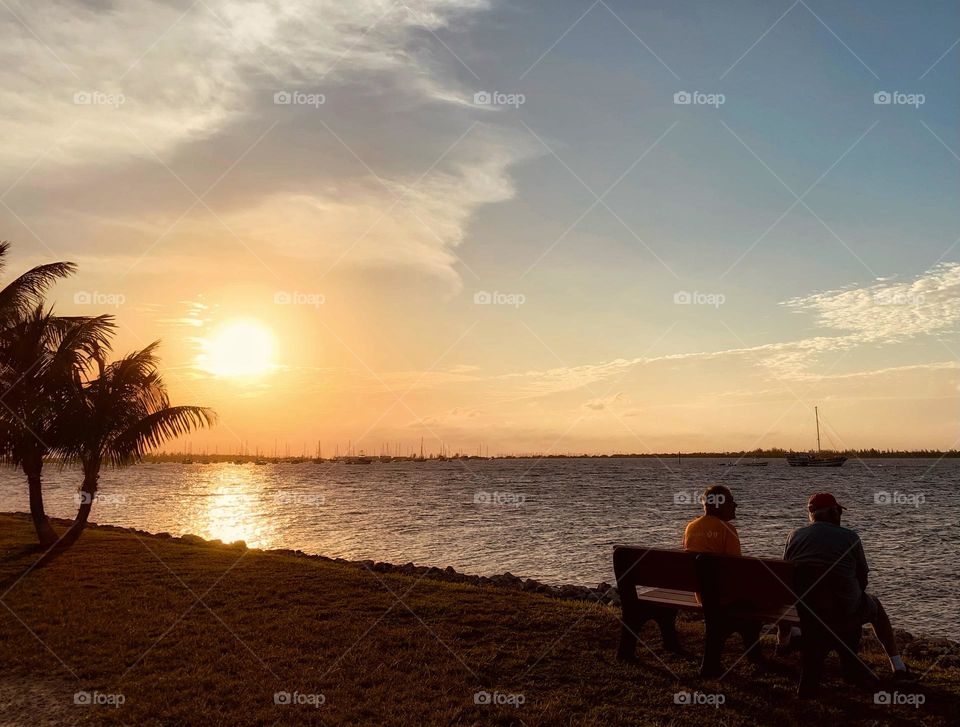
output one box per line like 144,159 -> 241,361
138,451 -> 960,464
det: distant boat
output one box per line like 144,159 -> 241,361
787,407 -> 847,467
337,454 -> 373,465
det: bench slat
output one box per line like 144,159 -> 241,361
634,586 -> 800,624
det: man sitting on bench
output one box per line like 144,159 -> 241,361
784,492 -> 910,679
682,484 -> 740,556
681,485 -> 766,673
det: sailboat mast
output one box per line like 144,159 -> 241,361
815,406 -> 821,453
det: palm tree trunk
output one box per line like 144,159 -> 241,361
22,456 -> 57,546
58,473 -> 97,550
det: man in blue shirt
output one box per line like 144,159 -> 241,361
783,492 -> 909,677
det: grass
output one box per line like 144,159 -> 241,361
0,512 -> 957,726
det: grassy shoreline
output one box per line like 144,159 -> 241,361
1,512 -> 957,725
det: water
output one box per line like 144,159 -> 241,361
1,457 -> 956,639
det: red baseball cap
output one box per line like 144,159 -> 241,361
807,492 -> 844,512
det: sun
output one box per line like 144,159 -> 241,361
200,319 -> 276,378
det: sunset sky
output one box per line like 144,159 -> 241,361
1,0 -> 957,454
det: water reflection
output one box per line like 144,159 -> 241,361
1,458 -> 957,638
182,465 -> 278,548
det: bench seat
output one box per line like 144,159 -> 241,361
635,586 -> 800,623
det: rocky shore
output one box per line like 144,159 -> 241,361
71,518 -> 624,606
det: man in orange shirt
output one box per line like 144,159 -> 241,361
682,484 -> 741,555
681,484 -> 766,674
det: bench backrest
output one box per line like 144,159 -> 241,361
613,546 -> 796,608
613,546 -> 699,592
694,553 -> 796,608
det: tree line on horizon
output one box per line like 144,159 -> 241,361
0,241 -> 215,557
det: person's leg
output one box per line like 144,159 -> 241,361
865,595 -> 906,673
775,622 -> 802,655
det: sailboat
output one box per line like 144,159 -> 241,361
786,407 -> 847,467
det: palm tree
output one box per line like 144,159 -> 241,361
2,309 -> 114,532
0,306 -> 114,545
52,341 -> 215,551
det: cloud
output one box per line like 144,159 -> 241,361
783,262 -> 960,343
584,392 -> 625,410
0,0 -> 490,169
221,124 -> 538,291
0,0 -> 539,288
495,264 -> 960,394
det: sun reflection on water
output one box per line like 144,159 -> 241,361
194,466 -> 275,548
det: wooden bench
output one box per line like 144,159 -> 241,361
613,546 -> 874,691
613,546 -> 800,677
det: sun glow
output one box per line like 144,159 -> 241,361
200,319 -> 276,378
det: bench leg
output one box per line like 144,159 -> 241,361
617,621 -> 639,663
617,606 -> 680,662
654,608 -> 681,652
798,631 -> 828,698
737,621 -> 764,664
838,628 -> 878,686
700,617 -> 729,678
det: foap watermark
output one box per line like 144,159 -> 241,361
674,290 -> 725,308
673,691 -> 725,708
274,691 -> 326,708
473,91 -> 526,109
74,290 -> 126,308
873,291 -> 925,307
75,492 -> 127,506
275,491 -> 326,507
874,690 -> 925,709
73,91 -> 125,108
213,492 -> 258,508
74,691 -> 125,708
474,290 -> 526,308
674,491 -> 725,507
274,91 -> 325,108
673,91 -> 725,108
474,690 -> 525,707
274,290 -> 325,308
474,490 -> 526,507
874,490 -> 925,508
873,91 -> 925,108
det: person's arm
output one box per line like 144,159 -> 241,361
682,521 -> 690,551
783,531 -> 795,560
725,522 -> 742,556
854,536 -> 869,590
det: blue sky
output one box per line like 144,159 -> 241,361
0,0 -> 957,452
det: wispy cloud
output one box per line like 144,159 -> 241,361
783,262 -> 960,343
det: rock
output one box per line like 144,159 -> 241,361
156,532 -> 172,539
228,540 -> 247,549
179,534 -> 206,545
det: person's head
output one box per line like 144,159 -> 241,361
701,485 -> 736,521
807,492 -> 843,524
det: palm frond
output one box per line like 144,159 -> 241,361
48,315 -> 116,378
109,406 -> 216,465
0,262 -> 77,321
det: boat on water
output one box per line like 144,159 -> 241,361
786,407 -> 847,467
